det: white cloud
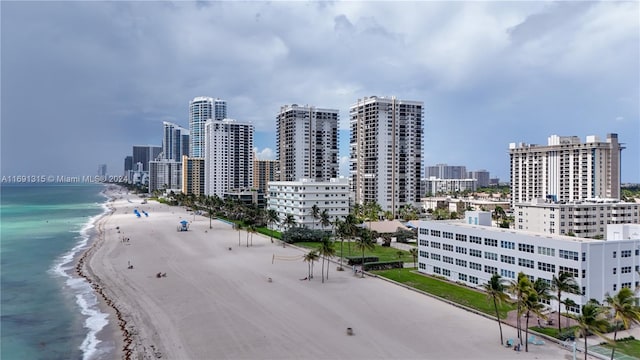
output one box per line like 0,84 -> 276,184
254,147 -> 276,161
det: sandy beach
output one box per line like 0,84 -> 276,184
81,187 -> 580,360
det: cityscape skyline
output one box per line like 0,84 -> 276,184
2,2 -> 638,182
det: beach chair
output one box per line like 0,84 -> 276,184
527,335 -> 545,345
505,338 -> 514,348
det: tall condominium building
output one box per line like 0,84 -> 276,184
204,119 -> 254,197
276,104 -> 339,182
132,145 -> 162,172
468,170 -> 490,188
124,156 -> 133,175
181,156 -> 205,196
98,164 -> 107,176
162,121 -> 190,162
509,133 -> 623,206
350,96 -> 424,216
427,164 -> 467,179
149,160 -> 182,193
253,158 -> 278,194
189,96 -> 227,158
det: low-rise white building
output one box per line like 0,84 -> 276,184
267,178 -> 350,231
417,212 -> 640,312
514,199 -> 639,238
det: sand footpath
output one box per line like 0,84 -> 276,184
82,187 -> 578,359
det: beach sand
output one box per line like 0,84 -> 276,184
82,188 -> 580,360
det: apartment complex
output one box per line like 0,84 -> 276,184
417,212 -> 640,312
350,96 -> 424,216
181,156 -> 205,195
514,199 -> 639,237
422,177 -> 477,195
468,170 -> 490,188
509,133 -> 623,206
427,164 -> 467,179
149,159 -> 182,193
204,119 -> 254,197
253,158 -> 278,194
189,96 -> 227,158
276,104 -> 339,182
162,121 -> 190,162
266,178 -> 350,231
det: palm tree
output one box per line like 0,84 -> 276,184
508,272 -> 533,345
409,248 -> 418,269
552,272 -> 581,334
333,218 -> 345,270
320,209 -> 331,231
343,214 -> 358,256
248,224 -> 256,247
573,300 -> 609,360
482,274 -> 510,345
311,204 -> 320,230
354,230 -> 375,278
605,287 -> 640,360
303,250 -> 319,280
563,298 -> 577,329
364,201 -> 382,231
319,238 -> 336,282
522,287 -> 545,352
266,209 -> 280,243
284,213 -> 297,230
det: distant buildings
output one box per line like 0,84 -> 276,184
124,156 -> 133,175
98,164 -> 107,176
189,96 -> 227,158
162,121 -> 190,162
204,119 -> 254,197
427,164 -> 467,179
468,170 -> 490,188
149,160 -> 182,193
350,96 -> 424,217
422,177 -> 477,195
509,133 -> 623,206
424,165 -> 492,195
132,145 -> 162,172
514,198 -> 639,238
417,212 -> 640,312
276,104 -> 339,182
267,177 -> 350,231
253,158 -> 278,194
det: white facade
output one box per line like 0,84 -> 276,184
417,213 -> 640,312
149,160 -> 182,193
350,96 -> 424,217
204,119 -> 254,198
276,104 -> 339,182
509,133 -> 623,206
189,96 -> 227,158
266,178 -> 350,231
514,199 -> 639,238
422,177 -> 477,195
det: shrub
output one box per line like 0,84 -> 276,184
363,261 -> 404,271
346,256 -> 379,265
282,228 -> 329,243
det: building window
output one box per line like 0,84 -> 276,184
501,255 -> 515,264
538,246 -> 555,257
431,254 -> 441,261
559,266 -> 578,278
559,250 -> 579,261
484,265 -> 498,274
442,269 -> 451,276
622,282 -> 632,289
484,252 -> 498,261
455,259 -> 467,267
470,262 -> 482,271
501,241 -> 515,250
470,276 -> 478,284
613,268 -> 617,275
519,244 -> 534,253
458,273 -> 467,281
621,250 -> 632,258
430,230 -> 441,237
613,284 -> 617,291
455,234 -> 467,242
419,262 -> 426,270
443,256 -> 454,264
456,246 -> 467,254
538,262 -> 556,273
621,266 -> 632,274
484,238 -> 498,247
443,232 -> 453,239
582,269 -> 586,278
518,258 -> 534,269
469,236 -> 482,244
433,266 -> 441,274
613,251 -> 617,258
430,241 -> 441,249
419,239 -> 428,247
443,244 -> 454,252
419,250 -> 428,258
500,269 -> 515,279
470,249 -> 482,258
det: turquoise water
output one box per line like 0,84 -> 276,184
1,184 -> 110,360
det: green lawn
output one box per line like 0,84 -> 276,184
599,339 -> 640,359
373,268 -> 515,319
296,241 -> 415,263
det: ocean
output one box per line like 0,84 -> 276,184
1,184 -> 112,360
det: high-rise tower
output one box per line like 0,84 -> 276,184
162,121 -> 190,162
189,97 -> 227,158
350,96 -> 424,217
509,133 -> 624,205
204,119 -> 254,197
276,104 -> 339,182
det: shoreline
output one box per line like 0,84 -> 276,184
75,185 -> 132,360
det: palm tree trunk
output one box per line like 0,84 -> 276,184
340,240 -> 344,269
558,293 -> 562,334
361,248 -> 365,278
308,262 -> 311,280
611,326 -> 618,360
584,333 -> 588,360
326,255 -> 330,280
525,311 -> 530,352
493,297 -> 503,345
321,255 -> 325,283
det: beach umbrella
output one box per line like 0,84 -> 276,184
180,220 -> 188,224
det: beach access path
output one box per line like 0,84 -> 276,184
86,190 -> 583,360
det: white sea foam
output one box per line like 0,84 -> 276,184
49,189 -> 113,360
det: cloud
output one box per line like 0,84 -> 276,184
254,147 -> 276,161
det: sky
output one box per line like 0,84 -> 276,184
1,1 -> 638,183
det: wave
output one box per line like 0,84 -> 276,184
49,189 -> 112,360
